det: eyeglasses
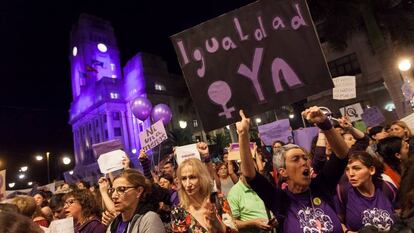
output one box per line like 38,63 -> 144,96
108,186 -> 136,196
64,198 -> 77,207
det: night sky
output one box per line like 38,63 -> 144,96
0,0 -> 255,187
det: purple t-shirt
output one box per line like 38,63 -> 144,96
336,182 -> 396,232
116,221 -> 129,233
248,155 -> 347,233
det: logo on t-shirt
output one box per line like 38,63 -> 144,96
298,207 -> 334,233
362,208 -> 394,231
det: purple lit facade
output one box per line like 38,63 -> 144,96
65,15 -> 204,183
65,15 -> 151,182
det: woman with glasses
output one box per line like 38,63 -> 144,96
63,189 -> 106,233
106,169 -> 165,233
237,107 -> 350,233
171,144 -> 237,232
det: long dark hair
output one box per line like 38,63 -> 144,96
376,136 -> 403,174
398,156 -> 414,218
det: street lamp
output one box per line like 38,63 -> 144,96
28,181 -> 33,186
69,170 -> 74,175
399,59 -> 411,72
35,152 -> 51,183
8,182 -> 15,188
18,173 -> 25,179
20,166 -> 28,172
62,157 -> 71,165
178,120 -> 187,129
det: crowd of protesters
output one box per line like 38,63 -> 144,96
1,106 -> 414,233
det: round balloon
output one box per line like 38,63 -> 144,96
131,97 -> 152,121
151,103 -> 172,125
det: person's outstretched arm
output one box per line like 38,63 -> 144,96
236,110 -> 256,178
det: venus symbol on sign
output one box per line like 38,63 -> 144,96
207,81 -> 235,119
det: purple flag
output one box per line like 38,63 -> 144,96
361,106 -> 385,127
258,119 -> 292,145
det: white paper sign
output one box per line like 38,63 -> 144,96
339,103 -> 363,122
97,149 -> 125,174
48,217 -> 74,233
333,76 -> 356,100
401,113 -> 414,133
139,120 -> 168,152
175,143 -> 201,165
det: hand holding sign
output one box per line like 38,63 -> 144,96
236,110 -> 250,135
338,116 -> 352,130
302,106 -> 327,124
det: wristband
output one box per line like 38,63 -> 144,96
316,118 -> 332,131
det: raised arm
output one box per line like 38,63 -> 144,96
236,110 -> 256,178
302,106 -> 349,159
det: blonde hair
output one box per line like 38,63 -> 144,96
392,120 -> 413,139
176,158 -> 212,209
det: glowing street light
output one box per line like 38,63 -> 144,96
69,170 -> 74,175
28,181 -> 33,186
35,155 -> 43,161
255,118 -> 262,124
289,113 -> 295,119
20,166 -> 28,172
18,173 -> 25,179
399,59 -> 412,72
62,157 -> 71,165
179,120 -> 187,129
8,183 -> 15,188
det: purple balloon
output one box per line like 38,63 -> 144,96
151,104 -> 172,125
131,97 -> 152,121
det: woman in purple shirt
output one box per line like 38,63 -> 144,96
336,152 -> 396,232
236,107 -> 350,233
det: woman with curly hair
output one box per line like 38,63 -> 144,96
63,189 -> 106,233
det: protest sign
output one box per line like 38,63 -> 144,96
0,170 -> 5,201
361,106 -> 385,127
293,127 -> 319,152
97,149 -> 125,174
332,76 -> 356,100
171,0 -> 333,131
339,103 -> 363,122
47,217 -> 74,233
139,120 -> 168,152
228,143 -> 256,161
258,119 -> 292,145
175,143 -> 201,165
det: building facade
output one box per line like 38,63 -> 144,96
65,14 -> 201,182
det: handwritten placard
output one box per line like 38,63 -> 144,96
333,76 -> 356,100
258,119 -> 292,145
139,120 -> 168,152
400,113 -> 414,133
175,143 -> 201,165
339,103 -> 363,122
171,0 -> 333,131
228,143 -> 256,161
361,106 -> 385,127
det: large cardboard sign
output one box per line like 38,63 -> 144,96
171,0 -> 333,131
258,119 -> 292,145
339,103 -> 363,122
139,120 -> 168,152
175,143 -> 201,165
333,76 -> 356,100
361,106 -> 385,127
